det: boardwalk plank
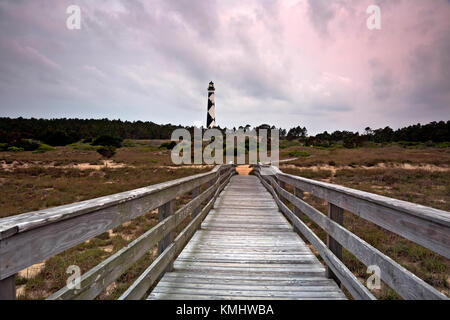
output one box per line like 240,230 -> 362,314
149,175 -> 346,300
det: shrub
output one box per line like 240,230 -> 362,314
70,142 -> 98,151
288,150 -> 310,157
7,146 -> 24,152
92,135 -> 123,148
438,142 -> 450,148
122,140 -> 137,147
14,139 -> 40,151
33,144 -> 55,154
97,145 -> 116,158
159,141 -> 177,150
398,141 -> 423,148
40,131 -> 80,146
0,143 -> 8,151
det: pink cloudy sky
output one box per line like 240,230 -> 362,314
0,0 -> 449,133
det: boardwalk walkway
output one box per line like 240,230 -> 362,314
148,175 -> 346,300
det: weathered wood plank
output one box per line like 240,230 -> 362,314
158,200 -> 175,272
327,203 -> 344,286
0,274 -> 16,300
151,287 -> 345,299
148,292 -> 346,300
191,186 -> 201,218
155,282 -> 341,292
161,272 -> 330,282
160,274 -> 337,286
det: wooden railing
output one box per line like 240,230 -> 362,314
0,163 -> 235,300
253,164 -> 449,300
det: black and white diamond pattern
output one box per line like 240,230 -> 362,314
207,82 -> 215,128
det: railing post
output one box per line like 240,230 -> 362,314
293,187 -> 304,217
279,179 -> 286,203
158,200 -> 175,272
192,186 -> 201,218
327,203 -> 344,286
0,274 -> 16,300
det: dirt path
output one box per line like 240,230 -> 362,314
236,165 -> 252,175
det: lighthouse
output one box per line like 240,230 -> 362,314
206,81 -> 215,128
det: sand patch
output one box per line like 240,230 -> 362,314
0,160 -> 130,171
70,160 -> 128,170
16,285 -> 26,298
236,165 -> 252,175
281,162 -> 449,173
18,262 -> 45,279
100,245 -> 114,253
105,281 -> 117,295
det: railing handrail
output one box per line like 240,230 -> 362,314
0,163 -> 234,281
259,164 -> 450,227
256,164 -> 450,299
254,163 -> 449,300
258,164 -> 450,259
0,165 -> 223,240
47,164 -> 235,300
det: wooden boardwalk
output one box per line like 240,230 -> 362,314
148,175 -> 346,300
1,164 -> 448,300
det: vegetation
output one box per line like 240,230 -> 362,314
92,135 -> 123,148
0,117 -> 184,147
97,146 -> 116,158
0,117 -> 448,300
287,150 -> 310,158
281,166 -> 449,299
159,141 -> 177,150
1,117 -> 448,152
0,140 -> 210,299
303,121 -> 449,149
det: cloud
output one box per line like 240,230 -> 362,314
307,0 -> 336,36
0,0 -> 449,134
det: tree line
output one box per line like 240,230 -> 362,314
0,117 -> 182,147
0,117 -> 448,150
285,121 -> 449,148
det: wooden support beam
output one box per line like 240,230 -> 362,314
293,187 -> 304,216
158,200 -> 175,272
293,187 -> 304,236
0,274 -> 16,300
327,203 -> 344,286
191,187 -> 201,219
279,180 -> 286,203
207,179 -> 215,202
